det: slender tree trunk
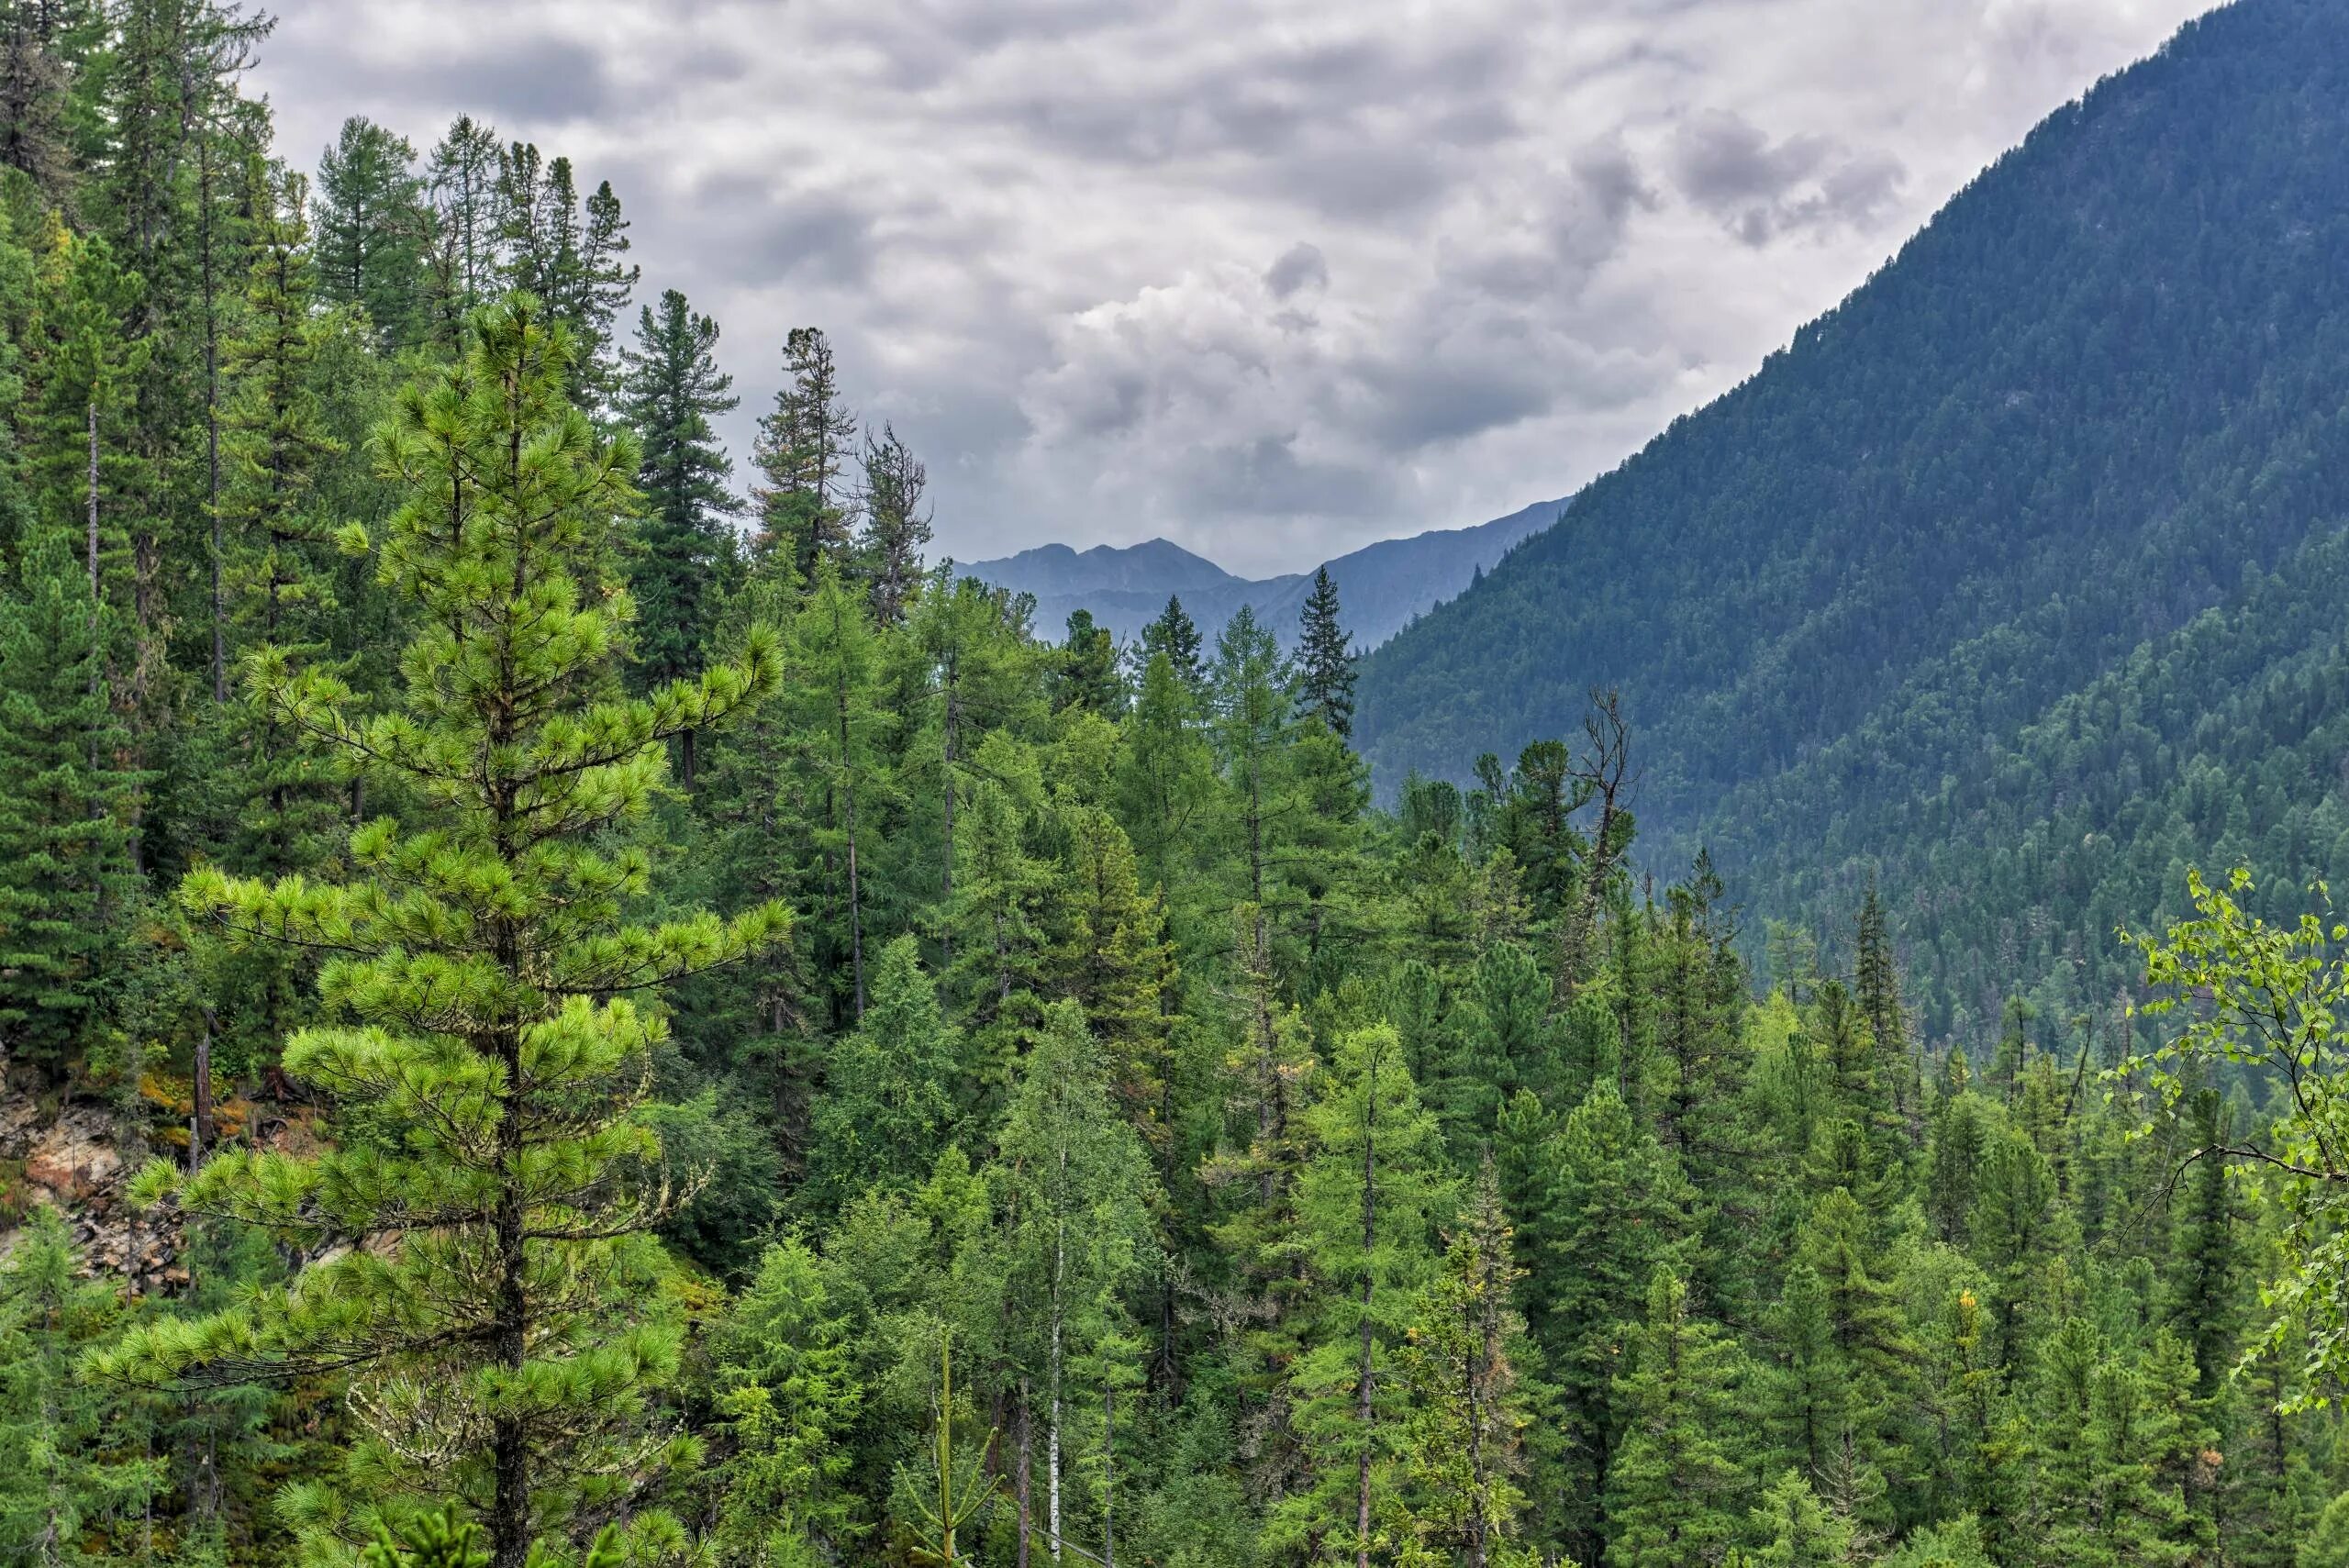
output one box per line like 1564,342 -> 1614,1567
1017,1377 -> 1034,1568
1103,1379 -> 1117,1568
192,1008 -> 217,1169
1354,1045 -> 1377,1568
941,665 -> 958,970
1049,1204 -> 1066,1563
203,133 -> 225,703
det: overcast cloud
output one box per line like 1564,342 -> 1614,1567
253,0 -> 2216,575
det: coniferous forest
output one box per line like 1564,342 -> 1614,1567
5,6 -> 2349,1568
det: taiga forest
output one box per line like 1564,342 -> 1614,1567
3,4 -> 2349,1568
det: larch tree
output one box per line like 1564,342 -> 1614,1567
102,295 -> 790,1568
315,115 -> 428,351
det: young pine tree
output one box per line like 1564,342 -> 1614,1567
104,296 -> 790,1568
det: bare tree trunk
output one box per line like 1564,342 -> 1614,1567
1354,1043 -> 1377,1568
1017,1377 -> 1034,1568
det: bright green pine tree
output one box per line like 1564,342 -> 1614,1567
315,115 -> 429,351
0,1206 -> 164,1565
803,934 -> 961,1218
1297,566 -> 1356,740
1270,1021 -> 1455,1568
1112,649 -> 1219,927
1750,1468 -> 1851,1568
0,533 -> 138,1069
618,285 -> 739,781
1603,1269 -> 1749,1568
423,114 -> 504,345
1049,800 -> 1173,1134
102,295 -> 790,1568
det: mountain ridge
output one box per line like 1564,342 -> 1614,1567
966,497 -> 1564,651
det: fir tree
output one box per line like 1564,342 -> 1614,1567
424,114 -> 502,341
1139,594 -> 1203,692
0,533 -> 137,1068
1604,1269 -> 1748,1568
803,935 -> 960,1218
1297,566 -> 1356,740
618,285 -> 739,781
106,296 -> 790,1568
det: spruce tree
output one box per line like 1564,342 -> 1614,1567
106,296 -> 789,1568
1297,566 -> 1356,740
1604,1269 -> 1747,1568
1055,608 -> 1122,716
1139,594 -> 1203,692
618,285 -> 740,783
0,534 -> 137,1069
803,935 -> 960,1218
424,114 -> 502,342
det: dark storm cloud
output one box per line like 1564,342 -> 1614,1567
1669,108 -> 1909,246
255,0 -> 2217,575
1264,243 -> 1330,301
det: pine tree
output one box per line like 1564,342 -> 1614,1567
858,421 -> 930,628
105,296 -> 790,1568
753,326 -> 857,578
792,561 -> 893,1022
618,285 -> 739,783
1055,608 -> 1122,716
1854,879 -> 1914,1130
1297,566 -> 1356,740
1604,1269 -> 1747,1568
315,116 -> 428,350
0,533 -> 138,1069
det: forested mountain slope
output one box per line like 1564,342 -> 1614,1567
1355,0 -> 2349,1039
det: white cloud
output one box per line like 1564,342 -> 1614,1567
254,0 -> 2216,574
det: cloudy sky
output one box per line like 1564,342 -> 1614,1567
254,0 -> 2215,576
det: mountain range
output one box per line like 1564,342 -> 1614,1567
962,497 -> 1563,652
1352,0 -> 2349,1042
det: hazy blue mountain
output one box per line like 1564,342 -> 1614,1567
964,496 -> 1563,652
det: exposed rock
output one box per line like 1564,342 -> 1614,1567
24,1106 -> 123,1200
